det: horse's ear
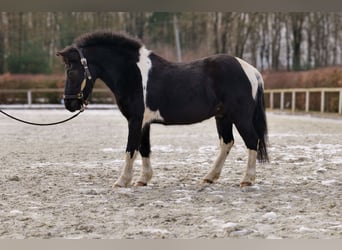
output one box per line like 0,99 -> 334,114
56,49 -> 67,57
56,46 -> 79,62
56,45 -> 75,57
56,48 -> 72,65
56,47 -> 77,64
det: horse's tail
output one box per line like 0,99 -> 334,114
253,76 -> 269,163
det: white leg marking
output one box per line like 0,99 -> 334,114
142,107 -> 164,127
135,157 -> 153,186
235,57 -> 264,99
203,139 -> 234,183
114,151 -> 138,188
136,46 -> 152,107
240,149 -> 257,186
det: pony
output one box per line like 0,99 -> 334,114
56,31 -> 268,188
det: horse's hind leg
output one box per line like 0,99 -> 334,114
234,118 -> 259,187
136,124 -> 153,186
241,149 -> 257,187
203,117 -> 234,183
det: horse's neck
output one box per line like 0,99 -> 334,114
99,59 -> 138,96
99,51 -> 173,96
99,71 -> 121,97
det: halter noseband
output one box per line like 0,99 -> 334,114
63,45 -> 93,110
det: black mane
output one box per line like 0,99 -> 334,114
74,31 -> 143,51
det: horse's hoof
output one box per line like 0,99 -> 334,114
202,179 -> 214,184
240,181 -> 253,188
135,181 -> 147,187
113,183 -> 123,188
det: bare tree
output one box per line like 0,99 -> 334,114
173,14 -> 182,62
124,12 -> 148,39
271,13 -> 283,71
1,12 -> 342,74
259,13 -> 271,71
291,13 -> 306,71
1,12 -> 10,73
212,12 -> 222,54
211,12 -> 234,54
234,13 -> 257,58
331,13 -> 340,65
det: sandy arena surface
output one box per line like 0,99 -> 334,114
0,109 -> 341,239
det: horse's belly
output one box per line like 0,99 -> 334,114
159,104 -> 215,125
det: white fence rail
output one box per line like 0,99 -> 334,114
0,88 -> 114,106
1,88 -> 342,115
264,88 -> 342,114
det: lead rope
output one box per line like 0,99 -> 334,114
0,108 -> 84,126
1,45 -> 91,126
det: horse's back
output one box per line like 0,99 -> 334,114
146,53 -> 262,124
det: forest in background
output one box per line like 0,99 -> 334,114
1,12 -> 342,75
1,12 -> 342,111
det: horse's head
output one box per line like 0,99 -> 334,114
56,46 -> 95,112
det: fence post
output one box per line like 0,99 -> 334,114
291,91 -> 296,112
269,91 -> 274,109
339,90 -> 342,114
320,90 -> 325,113
280,91 -> 284,110
27,90 -> 32,107
305,90 -> 310,112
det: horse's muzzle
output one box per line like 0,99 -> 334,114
64,99 -> 82,112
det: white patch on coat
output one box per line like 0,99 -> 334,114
143,107 -> 164,127
203,139 -> 234,182
235,57 -> 264,99
136,46 -> 152,106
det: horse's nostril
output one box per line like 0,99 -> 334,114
64,99 -> 81,112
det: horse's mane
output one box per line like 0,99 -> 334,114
74,30 -> 143,51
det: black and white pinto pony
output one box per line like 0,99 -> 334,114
57,31 -> 268,188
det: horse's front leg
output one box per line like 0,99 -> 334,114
136,124 -> 153,186
113,117 -> 142,188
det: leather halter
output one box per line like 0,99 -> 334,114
63,45 -> 93,110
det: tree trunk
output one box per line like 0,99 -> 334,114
213,12 -> 222,54
173,14 -> 182,62
284,19 -> 291,71
1,12 -> 9,73
234,13 -> 254,58
271,13 -> 282,71
291,13 -> 305,71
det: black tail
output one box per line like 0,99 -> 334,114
253,85 -> 269,163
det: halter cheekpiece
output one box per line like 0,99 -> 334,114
74,45 -> 92,81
